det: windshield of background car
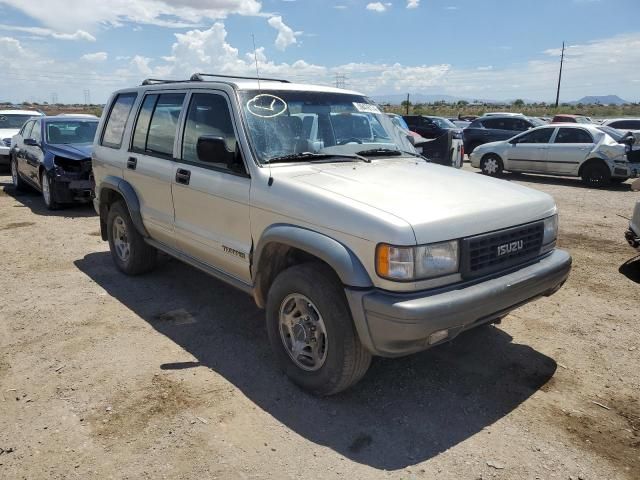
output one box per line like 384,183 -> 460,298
0,114 -> 36,129
527,117 -> 546,127
238,90 -> 415,164
45,120 -> 98,144
430,117 -> 457,129
390,115 -> 410,131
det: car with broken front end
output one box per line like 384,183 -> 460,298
91,73 -> 572,395
10,115 -> 98,209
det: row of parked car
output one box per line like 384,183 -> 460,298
0,76 -> 637,395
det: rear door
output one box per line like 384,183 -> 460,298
505,127 -> 555,172
171,91 -> 252,284
15,120 -> 34,181
546,127 -> 594,175
482,118 -> 516,142
24,120 -> 43,184
125,91 -> 186,248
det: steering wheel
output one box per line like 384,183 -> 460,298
337,137 -> 363,145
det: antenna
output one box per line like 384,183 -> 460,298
252,34 -> 273,186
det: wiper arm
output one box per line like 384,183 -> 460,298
266,152 -> 370,164
356,148 -> 426,159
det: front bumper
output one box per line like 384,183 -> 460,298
346,249 -> 572,357
50,172 -> 95,203
0,145 -> 9,165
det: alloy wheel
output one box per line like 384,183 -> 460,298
112,216 -> 131,262
41,174 -> 51,206
278,293 -> 328,371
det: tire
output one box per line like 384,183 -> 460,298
581,161 -> 611,187
107,200 -> 157,275
40,170 -> 59,210
10,155 -> 27,192
266,263 -> 372,396
467,142 -> 480,154
611,178 -> 627,184
480,154 -> 504,177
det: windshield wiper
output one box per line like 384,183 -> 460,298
356,148 -> 425,159
266,152 -> 370,164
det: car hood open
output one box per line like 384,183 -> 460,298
280,157 -> 556,244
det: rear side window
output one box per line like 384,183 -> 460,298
21,120 -> 34,138
101,93 -> 137,149
516,128 -> 554,144
469,119 -> 483,128
483,118 -> 509,130
31,120 -> 42,142
140,93 -> 185,157
554,128 -> 593,144
132,94 -> 158,152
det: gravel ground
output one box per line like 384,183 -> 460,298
0,165 -> 638,480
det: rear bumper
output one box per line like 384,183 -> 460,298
346,249 -> 572,357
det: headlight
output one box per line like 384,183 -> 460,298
376,240 -> 459,281
2,138 -> 11,147
541,214 -> 558,253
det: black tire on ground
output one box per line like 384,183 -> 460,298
266,263 -> 372,396
480,153 -> 504,177
581,161 -> 611,187
40,170 -> 59,210
10,155 -> 27,191
611,178 -> 627,184
106,200 -> 157,275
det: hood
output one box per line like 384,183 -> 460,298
278,158 -> 556,244
0,128 -> 19,140
46,143 -> 92,160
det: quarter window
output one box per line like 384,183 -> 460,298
101,93 -> 137,149
181,93 -> 240,171
21,120 -> 34,139
554,128 -> 593,144
31,120 -> 42,142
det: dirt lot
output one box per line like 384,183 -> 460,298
1,166 -> 638,479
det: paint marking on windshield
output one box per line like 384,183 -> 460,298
353,103 -> 381,114
247,94 -> 288,118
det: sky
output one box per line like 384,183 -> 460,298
1,0 -> 639,104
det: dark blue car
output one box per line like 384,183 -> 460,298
10,115 -> 98,209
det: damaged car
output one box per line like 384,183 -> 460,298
10,116 -> 97,209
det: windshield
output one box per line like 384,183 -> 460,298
388,115 -> 410,131
528,116 -> 546,127
597,125 -> 624,142
239,90 -> 415,163
429,117 -> 457,129
0,114 -> 37,129
46,120 -> 98,144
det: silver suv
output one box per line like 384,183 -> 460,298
92,73 -> 572,395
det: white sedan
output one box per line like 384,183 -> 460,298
469,123 -> 639,187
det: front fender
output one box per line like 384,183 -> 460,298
253,224 -> 373,290
98,176 -> 149,238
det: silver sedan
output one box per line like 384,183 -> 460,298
469,123 -> 639,187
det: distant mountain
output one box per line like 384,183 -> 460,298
571,95 -> 630,105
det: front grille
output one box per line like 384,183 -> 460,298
461,221 -> 544,279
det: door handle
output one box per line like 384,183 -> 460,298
127,157 -> 137,170
175,169 -> 191,185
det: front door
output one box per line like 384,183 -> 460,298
24,119 -> 43,184
171,91 -> 252,284
545,127 -> 594,175
505,127 -> 555,172
124,91 -> 186,248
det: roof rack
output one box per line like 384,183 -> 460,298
190,72 -> 290,83
141,78 -> 193,86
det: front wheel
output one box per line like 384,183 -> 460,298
266,263 -> 372,395
480,154 -> 504,176
40,171 -> 58,210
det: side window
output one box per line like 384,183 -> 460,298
483,118 -> 505,130
554,128 -> 593,144
132,94 -> 158,152
469,119 -> 483,128
101,93 -> 137,149
516,128 -> 554,144
31,121 -> 42,142
612,120 -> 640,130
182,93 -> 240,171
22,121 -> 34,139
404,116 -> 417,126
145,93 -> 185,157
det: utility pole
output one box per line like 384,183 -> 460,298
406,93 -> 410,115
554,41 -> 565,108
334,74 -> 347,89
83,89 -> 91,105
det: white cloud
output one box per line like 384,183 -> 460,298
0,0 -> 262,32
366,2 -> 387,12
407,0 -> 420,8
0,23 -> 95,41
267,15 -> 300,51
81,51 -> 108,62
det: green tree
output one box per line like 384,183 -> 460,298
513,99 -> 525,107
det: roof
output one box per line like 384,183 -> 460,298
44,115 -> 98,120
536,122 -> 605,133
552,114 -> 587,118
0,109 -> 44,116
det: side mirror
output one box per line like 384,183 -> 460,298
24,138 -> 39,147
406,134 -> 416,146
197,135 -> 234,165
622,134 -> 636,146
509,139 -> 518,145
